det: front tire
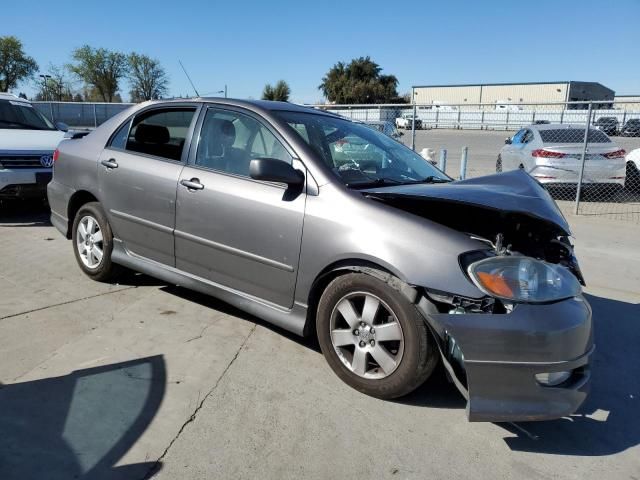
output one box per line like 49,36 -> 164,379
317,272 -> 438,399
72,202 -> 121,282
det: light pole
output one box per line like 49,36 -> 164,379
39,74 -> 52,101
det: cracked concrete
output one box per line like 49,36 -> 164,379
1,208 -> 639,479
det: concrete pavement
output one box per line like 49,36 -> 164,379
0,202 -> 638,479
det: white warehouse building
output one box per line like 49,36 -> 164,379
411,81 -> 615,110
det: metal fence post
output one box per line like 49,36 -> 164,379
459,147 -> 468,180
574,102 -> 593,215
439,149 -> 447,172
93,104 -> 98,128
411,103 -> 417,151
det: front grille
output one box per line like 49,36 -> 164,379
0,154 -> 52,169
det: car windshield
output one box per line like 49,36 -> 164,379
0,99 -> 56,130
538,128 -> 611,144
276,111 -> 449,187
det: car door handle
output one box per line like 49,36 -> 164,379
180,178 -> 204,190
101,159 -> 118,169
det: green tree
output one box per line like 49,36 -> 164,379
0,36 -> 38,92
68,45 -> 128,102
262,80 -> 290,102
319,56 -> 404,104
127,53 -> 169,102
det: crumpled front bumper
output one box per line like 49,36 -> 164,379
417,295 -> 593,422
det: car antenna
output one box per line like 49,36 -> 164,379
178,60 -> 200,97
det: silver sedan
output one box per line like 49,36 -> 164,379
497,123 -> 626,189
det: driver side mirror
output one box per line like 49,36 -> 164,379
250,158 -> 305,187
504,137 -> 512,145
56,121 -> 69,132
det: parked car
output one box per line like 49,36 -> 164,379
0,93 -> 68,199
497,123 -> 626,191
620,118 -> 640,137
395,113 -> 422,130
593,116 -> 618,136
48,99 -> 592,422
362,120 -> 403,140
626,148 -> 640,190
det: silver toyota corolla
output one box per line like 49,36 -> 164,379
48,99 -> 593,421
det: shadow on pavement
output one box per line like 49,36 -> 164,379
160,284 -> 322,353
0,356 -> 166,479
500,293 -> 640,456
0,199 -> 51,227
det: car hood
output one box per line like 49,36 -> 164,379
0,129 -> 65,152
361,169 -> 571,235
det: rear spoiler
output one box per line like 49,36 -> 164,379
69,130 -> 91,139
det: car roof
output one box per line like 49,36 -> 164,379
0,92 -> 24,101
144,97 -> 336,118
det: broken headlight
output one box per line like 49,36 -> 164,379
467,256 -> 581,303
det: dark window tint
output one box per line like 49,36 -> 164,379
110,120 -> 130,149
125,108 -> 196,160
195,109 -> 291,177
0,100 -> 55,130
538,128 -> 611,143
522,130 -> 534,143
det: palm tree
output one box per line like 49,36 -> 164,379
262,80 -> 290,102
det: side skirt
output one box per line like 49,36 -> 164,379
111,240 -> 308,336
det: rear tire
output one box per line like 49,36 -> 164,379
71,202 -> 121,282
317,272 -> 438,399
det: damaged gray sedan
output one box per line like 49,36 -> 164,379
47,99 -> 592,421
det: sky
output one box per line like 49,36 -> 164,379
4,0 -> 640,103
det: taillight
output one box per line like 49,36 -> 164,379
602,149 -> 626,159
53,149 -> 60,162
532,149 -> 566,158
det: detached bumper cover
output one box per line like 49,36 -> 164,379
418,295 -> 593,422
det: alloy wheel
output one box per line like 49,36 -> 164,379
76,215 -> 104,269
329,291 -> 404,379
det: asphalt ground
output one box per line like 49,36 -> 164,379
0,200 -> 639,480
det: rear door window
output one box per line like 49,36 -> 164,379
124,108 -> 197,161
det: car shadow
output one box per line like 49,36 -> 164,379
159,285 -> 322,353
497,293 -> 640,456
0,199 -> 51,227
0,356 -> 166,480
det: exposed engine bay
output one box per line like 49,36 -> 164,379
365,194 -> 585,316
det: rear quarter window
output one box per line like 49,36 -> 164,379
538,129 -> 611,143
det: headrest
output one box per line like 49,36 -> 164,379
217,119 -> 235,144
135,123 -> 170,144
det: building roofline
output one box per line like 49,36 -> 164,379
411,81 -> 600,89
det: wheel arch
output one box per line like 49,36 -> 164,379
302,259 -> 418,338
66,190 -> 99,239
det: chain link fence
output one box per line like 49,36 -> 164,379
31,99 -> 640,222
311,100 -> 640,222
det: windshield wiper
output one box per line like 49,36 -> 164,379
346,177 -> 404,189
0,120 -> 43,130
402,176 -> 451,184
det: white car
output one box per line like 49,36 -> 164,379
626,148 -> 640,190
0,93 -> 67,199
497,123 -> 627,190
395,113 -> 422,130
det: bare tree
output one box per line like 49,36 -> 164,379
68,45 -> 128,102
127,53 -> 169,102
0,36 -> 38,92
